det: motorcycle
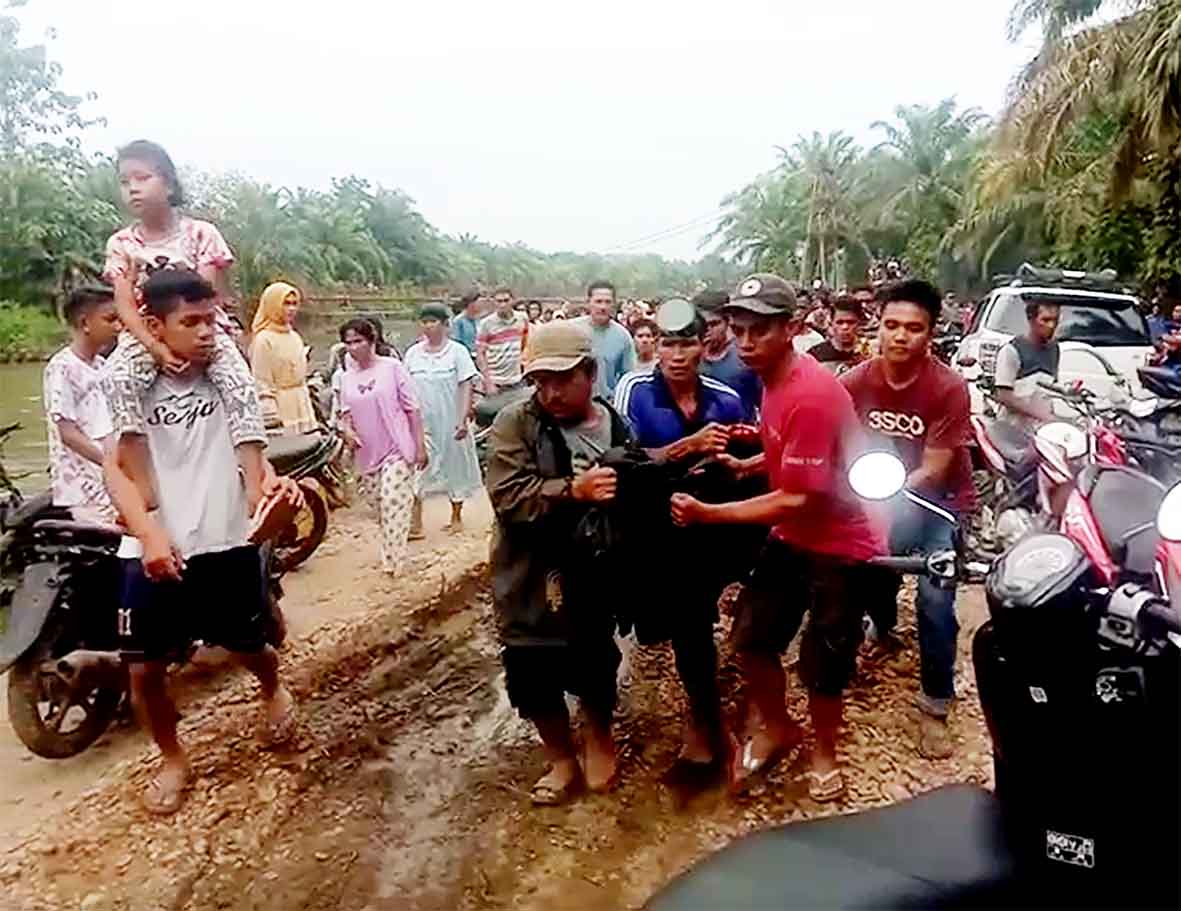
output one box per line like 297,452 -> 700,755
264,427 -> 348,572
968,379 -> 1132,556
648,453 -> 1181,909
0,422 -> 290,759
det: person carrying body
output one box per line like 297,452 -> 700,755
486,321 -> 632,806
670,273 -> 886,803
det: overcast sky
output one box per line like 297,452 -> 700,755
16,0 -> 1038,260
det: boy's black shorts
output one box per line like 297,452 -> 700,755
118,545 -> 269,661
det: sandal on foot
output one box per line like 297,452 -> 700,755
530,770 -> 583,806
805,767 -> 846,803
143,766 -> 190,815
729,729 -> 802,795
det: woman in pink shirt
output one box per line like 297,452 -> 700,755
337,319 -> 428,576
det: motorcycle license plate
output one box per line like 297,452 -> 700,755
1046,830 -> 1095,869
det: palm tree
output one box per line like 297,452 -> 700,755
999,0 -> 1181,197
871,100 -> 988,239
708,173 -> 807,276
781,131 -> 870,284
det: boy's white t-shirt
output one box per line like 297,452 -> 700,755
119,371 -> 250,560
42,347 -> 115,517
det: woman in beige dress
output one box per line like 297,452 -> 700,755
251,281 -> 317,434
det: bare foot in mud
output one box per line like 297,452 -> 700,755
530,759 -> 582,806
143,758 -> 192,816
259,685 -> 297,747
679,721 -> 717,765
582,727 -> 618,793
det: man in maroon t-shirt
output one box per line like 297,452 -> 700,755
841,278 -> 975,760
671,273 -> 885,803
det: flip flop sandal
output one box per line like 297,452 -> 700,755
142,769 -> 190,816
728,730 -> 803,795
805,767 -> 846,803
248,490 -> 301,545
530,772 -> 584,807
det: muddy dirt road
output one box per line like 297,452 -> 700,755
0,496 -> 995,911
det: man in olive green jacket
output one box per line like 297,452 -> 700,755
487,321 -> 631,806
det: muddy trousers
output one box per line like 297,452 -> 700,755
668,623 -> 722,741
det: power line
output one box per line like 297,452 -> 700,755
603,209 -> 725,254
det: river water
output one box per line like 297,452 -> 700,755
0,317 -> 420,491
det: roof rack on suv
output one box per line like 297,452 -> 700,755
991,263 -> 1131,294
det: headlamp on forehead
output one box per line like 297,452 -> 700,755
656,298 -> 702,339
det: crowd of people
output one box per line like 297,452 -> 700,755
39,136 -> 1051,818
473,272 -> 983,806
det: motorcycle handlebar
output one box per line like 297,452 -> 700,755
868,556 -> 931,575
1141,601 -> 1181,636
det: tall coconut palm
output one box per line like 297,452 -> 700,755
781,131 -> 870,284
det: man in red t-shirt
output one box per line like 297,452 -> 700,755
671,273 -> 885,803
841,279 -> 976,760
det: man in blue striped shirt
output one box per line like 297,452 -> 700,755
613,301 -> 745,783
614,305 -> 745,460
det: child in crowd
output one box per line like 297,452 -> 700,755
43,285 -> 123,522
102,140 -> 268,512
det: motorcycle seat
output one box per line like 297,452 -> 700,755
265,431 -> 323,473
1138,366 -> 1181,400
646,785 -> 1017,910
980,419 -> 1035,473
31,518 -> 124,545
2,491 -> 68,532
1075,465 -> 1165,577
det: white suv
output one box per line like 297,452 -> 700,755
954,268 -> 1154,413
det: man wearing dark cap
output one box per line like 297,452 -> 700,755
486,321 -> 632,805
695,289 -> 761,421
671,273 -> 885,802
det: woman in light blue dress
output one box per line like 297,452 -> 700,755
403,303 -> 482,532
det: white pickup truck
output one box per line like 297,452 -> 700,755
954,271 -> 1154,414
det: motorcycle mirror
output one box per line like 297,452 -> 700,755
956,355 -> 977,368
655,298 -> 697,335
848,451 -> 907,501
1158,483 -> 1181,542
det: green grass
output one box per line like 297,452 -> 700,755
0,302 -> 67,361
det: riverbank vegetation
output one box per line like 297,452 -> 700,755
1,0 -> 1178,362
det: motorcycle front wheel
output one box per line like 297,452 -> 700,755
274,477 -> 330,573
7,619 -> 123,759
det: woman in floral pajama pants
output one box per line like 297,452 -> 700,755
337,319 -> 428,576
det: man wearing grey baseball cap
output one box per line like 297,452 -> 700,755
671,272 -> 886,802
486,321 -> 633,805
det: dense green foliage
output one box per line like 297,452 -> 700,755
715,0 -> 1181,295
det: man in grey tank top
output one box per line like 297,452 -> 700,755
993,300 -> 1061,427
